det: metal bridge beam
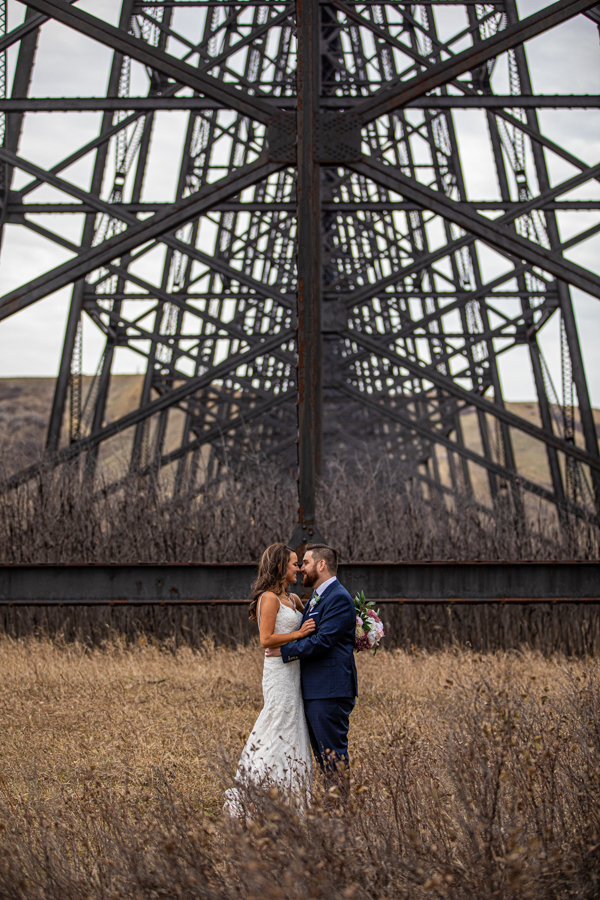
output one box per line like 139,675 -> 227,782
1,0 -> 598,535
1,562 -> 598,604
0,157 -> 283,320
1,95 -> 600,112
353,0 -> 600,123
23,0 -> 276,123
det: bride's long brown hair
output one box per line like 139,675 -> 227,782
249,543 -> 294,622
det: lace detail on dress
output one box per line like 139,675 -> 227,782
224,596 -> 312,816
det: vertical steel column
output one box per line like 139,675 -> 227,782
290,0 -> 324,551
86,9 -> 174,483
0,7 -> 39,247
504,0 -> 600,513
485,108 -> 567,516
47,0 -> 136,453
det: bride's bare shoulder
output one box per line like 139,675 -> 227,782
290,592 -> 304,611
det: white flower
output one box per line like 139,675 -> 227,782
366,621 -> 384,644
355,624 -> 365,641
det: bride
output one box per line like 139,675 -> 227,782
224,543 -> 315,814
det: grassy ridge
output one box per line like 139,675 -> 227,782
0,639 -> 599,898
2,376 -> 599,499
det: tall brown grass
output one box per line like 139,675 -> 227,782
2,597 -> 600,657
1,454 -> 597,564
0,638 -> 599,898
1,454 -> 598,654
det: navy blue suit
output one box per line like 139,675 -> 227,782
280,578 -> 358,774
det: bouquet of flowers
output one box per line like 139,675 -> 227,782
354,591 -> 385,653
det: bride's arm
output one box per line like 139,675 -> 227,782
259,592 -> 316,649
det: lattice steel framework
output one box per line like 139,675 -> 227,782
0,0 -> 599,542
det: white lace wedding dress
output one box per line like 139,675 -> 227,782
224,596 -> 312,815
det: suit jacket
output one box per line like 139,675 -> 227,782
280,579 -> 358,700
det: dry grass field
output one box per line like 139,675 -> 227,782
0,638 -> 599,899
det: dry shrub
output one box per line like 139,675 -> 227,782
0,638 -> 599,898
319,456 -> 599,562
1,454 -> 598,654
0,454 -> 597,564
3,597 -> 600,657
0,457 -> 295,565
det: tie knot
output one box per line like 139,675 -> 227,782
311,589 -> 319,601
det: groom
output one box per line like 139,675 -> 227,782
266,544 -> 358,782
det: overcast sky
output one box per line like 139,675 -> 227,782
0,0 -> 598,408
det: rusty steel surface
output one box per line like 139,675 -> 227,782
290,0 -> 324,551
0,561 -> 598,606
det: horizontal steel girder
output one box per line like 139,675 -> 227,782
6,201 -> 600,214
0,96 -> 599,112
350,156 -> 600,302
352,0 -> 600,123
0,157 -> 284,320
23,0 -> 277,124
0,562 -> 598,604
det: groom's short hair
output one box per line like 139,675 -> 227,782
305,543 -> 338,575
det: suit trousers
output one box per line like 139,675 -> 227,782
303,697 -> 355,777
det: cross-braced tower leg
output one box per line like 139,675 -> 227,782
0,0 -> 597,539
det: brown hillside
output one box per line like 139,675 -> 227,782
0,377 -> 598,498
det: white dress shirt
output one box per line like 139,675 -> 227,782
315,575 -> 338,596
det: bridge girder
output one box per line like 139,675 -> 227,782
0,0 -> 599,538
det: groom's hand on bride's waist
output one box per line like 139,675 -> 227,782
265,647 -> 282,657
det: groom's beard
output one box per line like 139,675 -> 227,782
302,570 -> 317,588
